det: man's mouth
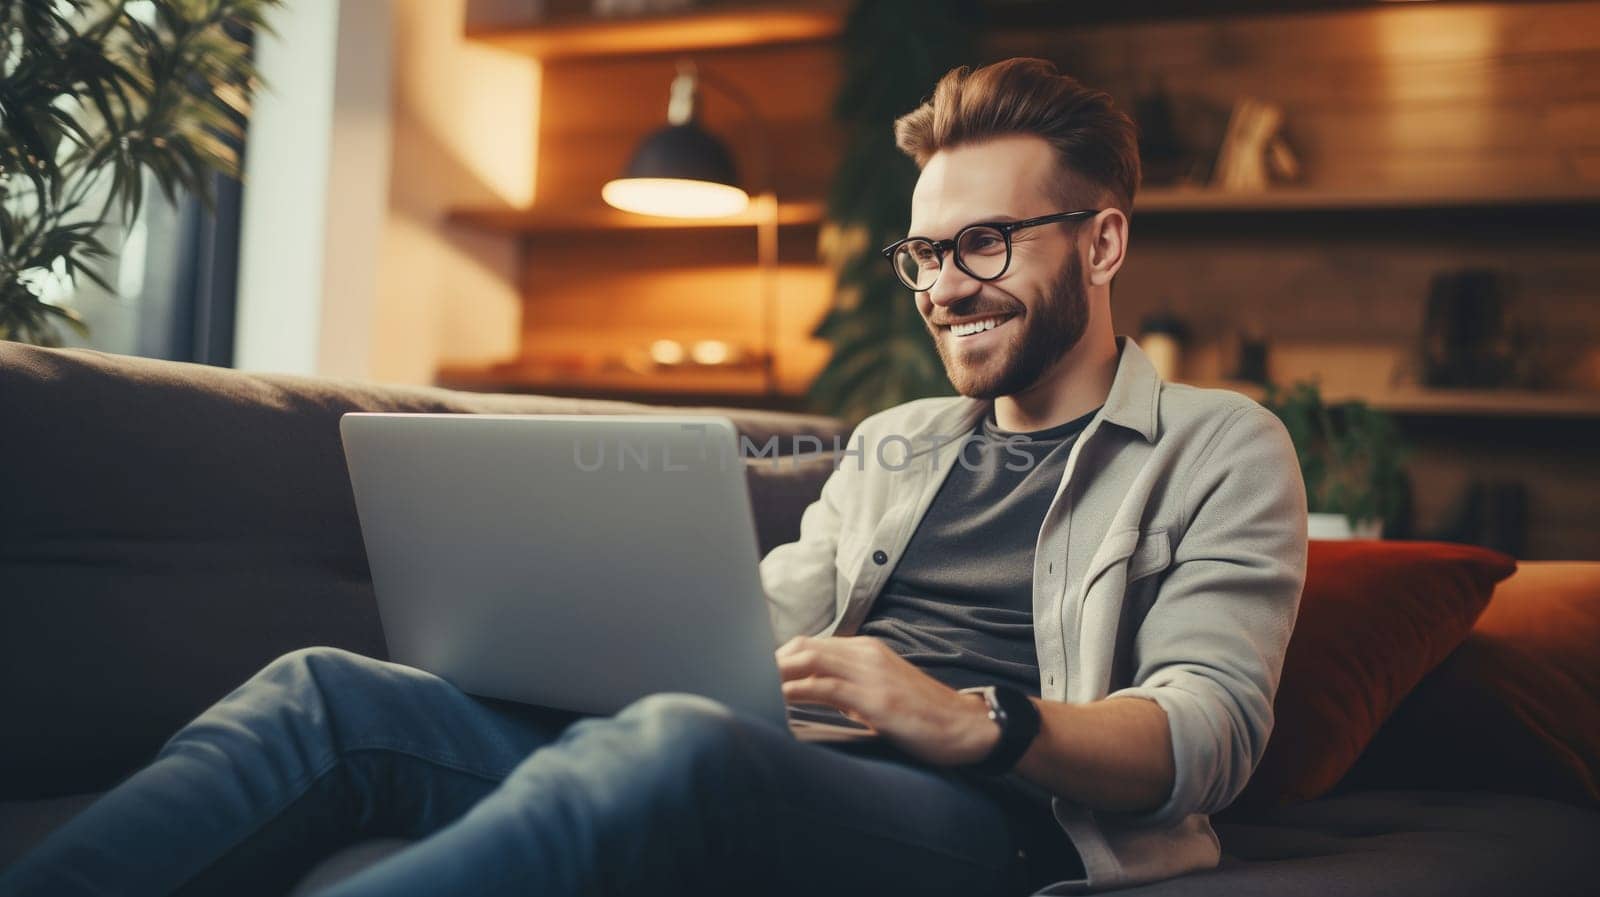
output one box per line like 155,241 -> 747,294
945,314 -> 1017,338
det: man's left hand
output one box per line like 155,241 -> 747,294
775,635 -> 999,766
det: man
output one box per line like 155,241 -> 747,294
0,58 -> 1306,897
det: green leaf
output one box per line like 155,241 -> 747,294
2,0 -> 285,345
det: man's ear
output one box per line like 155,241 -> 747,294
1085,208 -> 1129,287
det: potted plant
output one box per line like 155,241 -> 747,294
1261,379 -> 1410,539
1,0 -> 279,345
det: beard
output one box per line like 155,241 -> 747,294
928,251 -> 1090,399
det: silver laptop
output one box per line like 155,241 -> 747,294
340,412 -> 873,742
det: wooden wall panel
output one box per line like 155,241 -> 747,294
989,1 -> 1600,194
988,2 -> 1600,557
1399,418 -> 1600,561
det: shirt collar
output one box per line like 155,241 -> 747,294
925,334 -> 1162,446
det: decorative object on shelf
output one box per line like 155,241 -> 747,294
1262,379 -> 1411,540
1423,478 -> 1528,558
1132,81 -> 1205,188
807,0 -> 980,423
1137,309 -> 1190,381
602,60 -> 781,394
1210,97 -> 1299,193
1306,512 -> 1383,541
1224,324 -> 1271,385
625,338 -> 758,375
1418,268 -> 1522,389
648,338 -> 687,366
0,0 -> 281,346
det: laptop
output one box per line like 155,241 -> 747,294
339,412 -> 874,743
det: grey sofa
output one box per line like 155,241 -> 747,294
3,341 -> 1598,896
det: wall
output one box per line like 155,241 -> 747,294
235,0 -> 537,383
234,0 -> 393,379
371,0 -> 542,385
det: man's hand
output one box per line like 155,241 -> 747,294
775,635 -> 999,766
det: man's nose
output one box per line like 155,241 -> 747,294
924,255 -> 981,308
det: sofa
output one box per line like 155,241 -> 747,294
3,341 -> 1598,896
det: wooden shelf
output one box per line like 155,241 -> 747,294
441,365 -> 758,394
434,361 -> 820,410
1137,185 -> 1600,214
447,199 -> 826,233
466,3 -> 846,60
1189,380 -> 1600,419
449,188 -> 1600,233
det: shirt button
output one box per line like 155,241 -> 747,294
872,549 -> 889,565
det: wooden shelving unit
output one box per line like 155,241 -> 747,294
435,359 -> 824,410
467,2 -> 847,60
440,362 -> 765,395
444,187 -> 1600,234
450,4 -> 1600,422
1188,380 -> 1600,419
1137,184 -> 1600,214
447,199 -> 825,233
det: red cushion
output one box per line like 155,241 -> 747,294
1339,562 -> 1600,806
1228,539 -> 1517,811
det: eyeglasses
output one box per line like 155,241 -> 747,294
879,210 -> 1101,293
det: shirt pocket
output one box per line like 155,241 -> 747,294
1085,526 -> 1172,594
1126,527 -> 1172,585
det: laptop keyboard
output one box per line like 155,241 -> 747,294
785,703 -> 871,731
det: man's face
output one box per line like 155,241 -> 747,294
906,135 -> 1091,399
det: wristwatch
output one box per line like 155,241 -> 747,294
962,684 -> 1042,775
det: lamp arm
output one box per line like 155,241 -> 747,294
688,63 -> 781,395
690,65 -> 775,202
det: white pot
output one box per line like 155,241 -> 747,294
1307,512 -> 1384,540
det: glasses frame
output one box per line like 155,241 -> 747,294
879,209 -> 1102,293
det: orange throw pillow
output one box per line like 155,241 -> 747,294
1339,562 -> 1600,806
1228,539 -> 1517,811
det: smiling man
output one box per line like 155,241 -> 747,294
763,57 -> 1309,891
0,59 -> 1307,897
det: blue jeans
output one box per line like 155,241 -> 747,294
0,648 -> 1081,897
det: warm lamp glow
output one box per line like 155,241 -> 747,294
601,177 -> 750,218
689,339 -> 733,365
648,339 -> 686,365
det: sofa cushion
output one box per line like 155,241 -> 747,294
1160,791 -> 1600,897
1339,561 -> 1600,807
1227,540 -> 1517,811
0,344 -> 842,799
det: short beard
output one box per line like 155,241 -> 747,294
931,252 -> 1090,400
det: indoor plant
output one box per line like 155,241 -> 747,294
1262,379 -> 1411,539
1,0 -> 279,345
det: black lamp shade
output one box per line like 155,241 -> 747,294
622,123 -> 741,189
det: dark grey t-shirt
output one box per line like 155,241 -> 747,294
858,403 -> 1101,695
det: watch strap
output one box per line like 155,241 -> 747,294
962,684 -> 1042,775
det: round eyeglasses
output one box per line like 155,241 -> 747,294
879,210 -> 1101,293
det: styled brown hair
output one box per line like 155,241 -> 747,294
894,58 -> 1140,213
